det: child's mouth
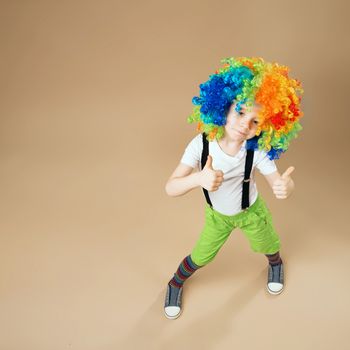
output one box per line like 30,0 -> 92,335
236,130 -> 246,137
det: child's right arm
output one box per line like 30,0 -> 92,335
165,155 -> 224,197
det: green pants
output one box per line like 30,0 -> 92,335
191,194 -> 281,266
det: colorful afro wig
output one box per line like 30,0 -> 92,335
187,57 -> 304,160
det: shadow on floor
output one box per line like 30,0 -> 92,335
119,267 -> 269,350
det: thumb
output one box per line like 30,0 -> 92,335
281,166 -> 295,179
204,155 -> 213,169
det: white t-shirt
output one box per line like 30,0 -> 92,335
180,133 -> 277,216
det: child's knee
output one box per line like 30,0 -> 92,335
250,238 -> 281,254
190,252 -> 216,267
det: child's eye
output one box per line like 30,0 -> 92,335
239,112 -> 244,115
253,120 -> 259,125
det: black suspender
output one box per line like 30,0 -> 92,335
242,149 -> 254,209
200,132 -> 254,210
200,133 -> 213,207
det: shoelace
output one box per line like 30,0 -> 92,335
270,264 -> 282,283
166,284 -> 182,306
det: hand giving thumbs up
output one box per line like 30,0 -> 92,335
272,166 -> 295,199
199,155 -> 224,192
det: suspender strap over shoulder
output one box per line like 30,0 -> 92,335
242,149 -> 254,210
200,133 -> 213,207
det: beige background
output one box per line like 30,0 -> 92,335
1,0 -> 349,349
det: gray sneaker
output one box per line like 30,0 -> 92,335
164,283 -> 183,319
267,263 -> 284,295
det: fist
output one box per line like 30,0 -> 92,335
199,155 -> 224,192
272,166 -> 295,199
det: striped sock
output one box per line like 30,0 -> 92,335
265,251 -> 283,266
168,255 -> 202,288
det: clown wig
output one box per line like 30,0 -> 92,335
187,57 -> 304,160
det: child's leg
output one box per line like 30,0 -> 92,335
168,204 -> 235,287
238,195 -> 284,294
165,255 -> 202,314
164,204 -> 235,319
265,251 -> 282,265
190,204 -> 236,267
238,195 -> 281,256
168,255 -> 203,288
169,204 -> 236,286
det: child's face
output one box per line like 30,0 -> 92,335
224,102 -> 261,141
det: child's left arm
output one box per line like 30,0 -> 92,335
263,167 -> 295,199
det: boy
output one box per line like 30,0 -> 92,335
164,57 -> 304,320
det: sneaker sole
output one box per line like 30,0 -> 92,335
164,308 -> 182,320
266,285 -> 284,295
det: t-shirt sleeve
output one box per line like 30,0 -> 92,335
180,134 -> 203,169
254,150 -> 277,175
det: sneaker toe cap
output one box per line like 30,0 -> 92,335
164,306 -> 181,319
268,282 -> 283,294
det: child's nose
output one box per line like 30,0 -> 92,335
240,119 -> 250,131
